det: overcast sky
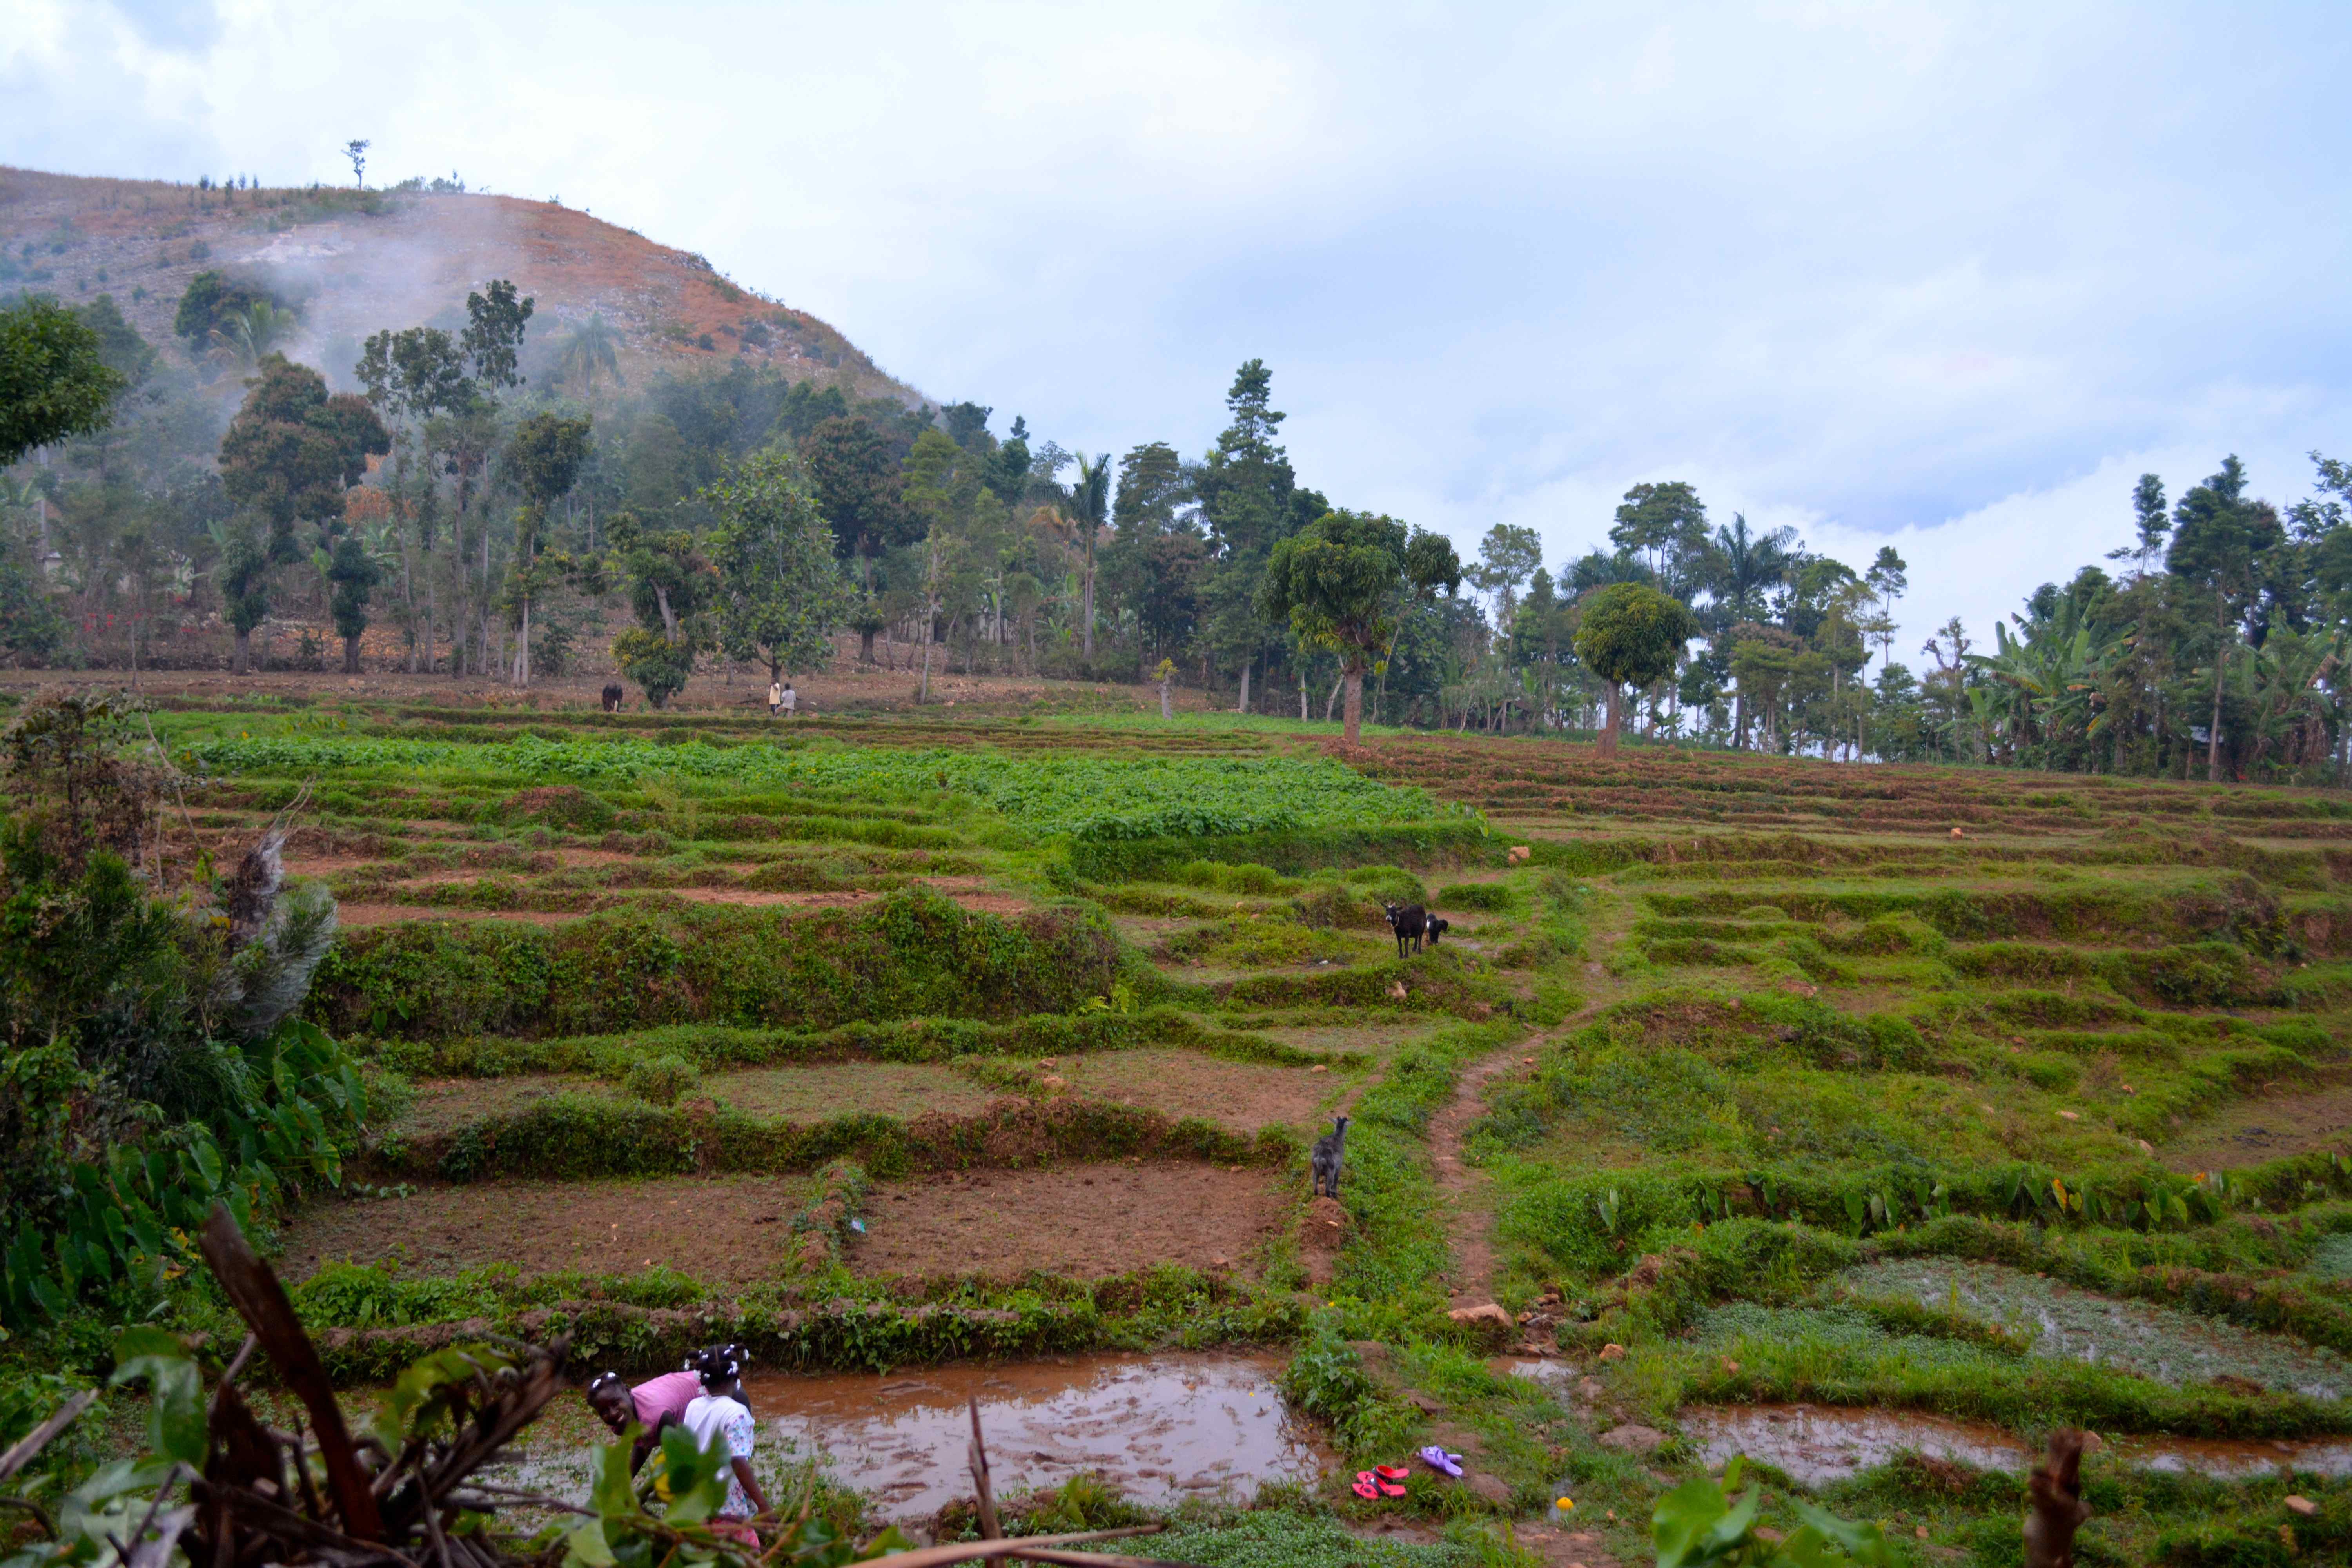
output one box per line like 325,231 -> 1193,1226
7,1 -> 2350,662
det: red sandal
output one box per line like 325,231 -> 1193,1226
1352,1472 -> 1381,1501
1374,1464 -> 1410,1497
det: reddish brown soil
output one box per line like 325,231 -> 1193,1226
851,1163 -> 1287,1281
277,1176 -> 810,1285
1054,1050 -> 1340,1133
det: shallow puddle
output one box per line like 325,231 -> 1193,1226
1690,1404 -> 2352,1486
751,1353 -> 1325,1517
490,1354 -> 1323,1520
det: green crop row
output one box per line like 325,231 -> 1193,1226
183,734 -> 1459,840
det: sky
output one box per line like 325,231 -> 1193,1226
6,0 -> 2351,662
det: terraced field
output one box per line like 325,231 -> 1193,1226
135,688 -> 2352,1564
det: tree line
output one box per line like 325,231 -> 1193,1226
5,272 -> 2351,778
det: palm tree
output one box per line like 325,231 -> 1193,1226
207,301 -> 292,372
1705,514 -> 1797,626
1067,451 -> 1110,658
555,314 -> 624,401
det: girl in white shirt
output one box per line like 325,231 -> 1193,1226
682,1346 -> 770,1523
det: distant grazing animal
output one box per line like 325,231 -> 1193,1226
1383,901 -> 1428,958
1425,915 -> 1449,946
2023,1430 -> 2090,1568
601,683 -> 625,713
1310,1114 -> 1349,1199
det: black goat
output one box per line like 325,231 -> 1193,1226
1425,915 -> 1450,946
1310,1115 -> 1349,1198
601,683 -> 625,713
1383,901 -> 1428,958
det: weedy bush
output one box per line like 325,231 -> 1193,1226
621,1052 -> 698,1105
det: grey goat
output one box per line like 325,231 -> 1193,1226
1310,1114 -> 1350,1199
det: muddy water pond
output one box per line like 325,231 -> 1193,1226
749,1353 -> 1327,1517
493,1354 -> 1325,1521
1689,1404 -> 2352,1487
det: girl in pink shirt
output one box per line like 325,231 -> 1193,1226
586,1366 -> 702,1474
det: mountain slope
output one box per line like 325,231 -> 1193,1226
0,166 -> 920,403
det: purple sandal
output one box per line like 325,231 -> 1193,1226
1418,1445 -> 1463,1477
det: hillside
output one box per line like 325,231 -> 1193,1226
0,165 -> 920,403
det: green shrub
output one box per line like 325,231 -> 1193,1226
1436,882 -> 1514,912
623,1053 -> 699,1105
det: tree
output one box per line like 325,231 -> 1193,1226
1610,481 -> 1710,594
1198,360 -> 1303,707
608,510 -> 717,708
801,415 -> 918,587
74,296 -> 155,388
2168,455 -> 2283,781
1258,509 -> 1460,744
172,272 -> 271,345
461,280 -> 533,392
326,532 -> 381,673
706,448 -> 853,683
502,413 -> 592,686
215,356 -> 388,674
1863,546 -> 1907,668
1574,583 -> 1699,758
554,314 -> 624,401
344,138 -> 370,188
1702,514 -> 1796,627
2109,473 -> 2169,577
1467,524 -> 1543,627
1067,450 -> 1110,657
0,296 -> 126,465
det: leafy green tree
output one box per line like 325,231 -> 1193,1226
0,296 -> 125,465
1863,545 -> 1907,668
502,413 -> 592,686
74,295 -> 155,388
706,448 -> 853,684
1610,481 -> 1710,594
607,509 -> 717,708
171,271 -> 270,345
1198,360 -> 1301,707
461,280 -> 533,391
1468,523 -> 1543,626
214,356 -> 388,674
1575,583 -> 1700,757
325,533 -> 382,673
801,415 -> 918,588
2110,473 -> 2170,577
2167,455 -> 2283,780
1258,509 -> 1460,744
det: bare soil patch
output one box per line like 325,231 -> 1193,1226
709,1063 -> 1000,1121
277,1176 -> 809,1285
851,1163 -> 1287,1281
1055,1049 -> 1341,1133
2163,1073 -> 2352,1171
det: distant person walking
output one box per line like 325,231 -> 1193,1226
780,681 -> 797,717
768,677 -> 783,717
